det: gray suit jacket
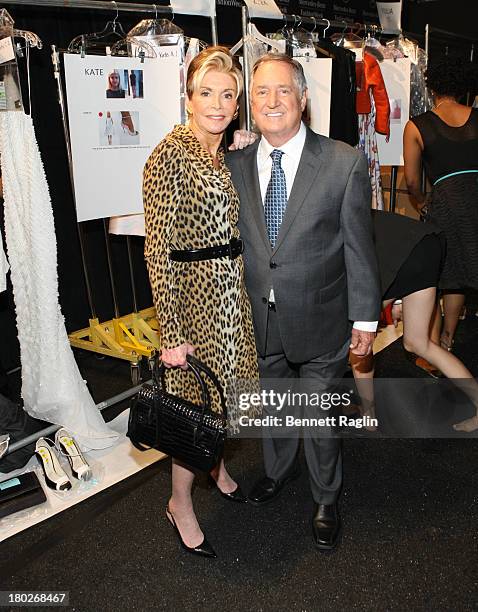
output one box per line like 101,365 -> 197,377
226,126 -> 381,362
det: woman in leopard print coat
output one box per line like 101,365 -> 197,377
143,47 -> 259,558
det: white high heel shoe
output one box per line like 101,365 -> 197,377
35,438 -> 72,491
55,428 -> 92,481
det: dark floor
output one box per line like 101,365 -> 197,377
1,314 -> 478,611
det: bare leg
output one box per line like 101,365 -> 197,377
414,298 -> 442,375
440,292 -> 466,350
429,299 -> 442,345
349,351 -> 377,431
167,459 -> 204,548
401,288 -> 478,432
210,458 -> 238,494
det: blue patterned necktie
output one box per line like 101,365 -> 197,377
264,149 -> 287,248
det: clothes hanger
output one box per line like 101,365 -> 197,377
331,22 -> 364,48
363,25 -> 384,61
311,18 -> 335,60
68,2 -> 129,55
128,8 -> 207,52
230,23 -> 284,56
13,29 -> 42,51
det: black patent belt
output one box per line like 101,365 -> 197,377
169,238 -> 244,262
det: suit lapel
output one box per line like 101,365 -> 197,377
240,142 -> 272,254
274,129 -> 323,253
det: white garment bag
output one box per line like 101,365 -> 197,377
0,112 -> 119,450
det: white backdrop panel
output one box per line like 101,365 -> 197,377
376,58 -> 411,166
64,53 -> 181,222
297,57 -> 332,137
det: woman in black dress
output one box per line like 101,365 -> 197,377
351,211 -> 478,432
403,55 -> 478,431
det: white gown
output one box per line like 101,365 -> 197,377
0,112 -> 119,450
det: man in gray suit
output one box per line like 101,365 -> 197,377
227,54 -> 381,551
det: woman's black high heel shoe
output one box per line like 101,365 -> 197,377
208,476 -> 247,503
165,507 -> 217,558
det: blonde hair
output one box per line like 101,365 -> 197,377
108,70 -> 121,90
186,46 -> 243,99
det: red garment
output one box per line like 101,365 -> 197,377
356,52 -> 390,137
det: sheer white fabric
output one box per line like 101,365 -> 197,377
0,112 -> 119,450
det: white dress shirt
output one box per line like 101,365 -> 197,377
257,122 -> 377,333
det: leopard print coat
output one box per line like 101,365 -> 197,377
143,125 -> 259,423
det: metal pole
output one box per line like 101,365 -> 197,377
1,0 -> 173,14
425,23 -> 429,62
241,5 -> 251,131
51,45 -> 97,319
210,15 -> 218,46
103,219 -> 120,319
126,236 -> 138,313
5,380 -> 150,455
390,166 -> 398,213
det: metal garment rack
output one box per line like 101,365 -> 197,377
0,0 -> 218,44
239,5 -> 406,213
1,1 -> 217,457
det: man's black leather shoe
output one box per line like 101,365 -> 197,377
247,466 -> 300,506
312,502 -> 341,552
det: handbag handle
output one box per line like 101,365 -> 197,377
187,355 -> 228,422
153,355 -> 227,426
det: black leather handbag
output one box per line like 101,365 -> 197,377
127,355 -> 227,472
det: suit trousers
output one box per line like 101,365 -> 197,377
258,305 -> 348,504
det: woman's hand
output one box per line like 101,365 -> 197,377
228,130 -> 258,151
161,343 -> 195,369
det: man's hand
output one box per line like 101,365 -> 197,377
349,328 -> 375,356
391,303 -> 403,328
228,130 -> 258,151
161,343 -> 195,369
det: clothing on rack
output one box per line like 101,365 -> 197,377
356,51 -> 390,137
0,112 -> 119,450
314,39 -> 358,147
358,97 -> 385,210
386,36 -> 430,117
352,50 -> 389,210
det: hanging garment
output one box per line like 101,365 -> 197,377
356,51 -> 390,138
0,112 -> 119,450
386,36 -> 430,117
315,39 -> 358,147
357,97 -> 385,210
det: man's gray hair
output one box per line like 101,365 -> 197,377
250,53 -> 308,97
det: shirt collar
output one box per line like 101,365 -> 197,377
257,122 -> 307,166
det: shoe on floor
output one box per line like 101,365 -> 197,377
55,428 -> 92,481
35,438 -> 72,491
312,502 -> 341,552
